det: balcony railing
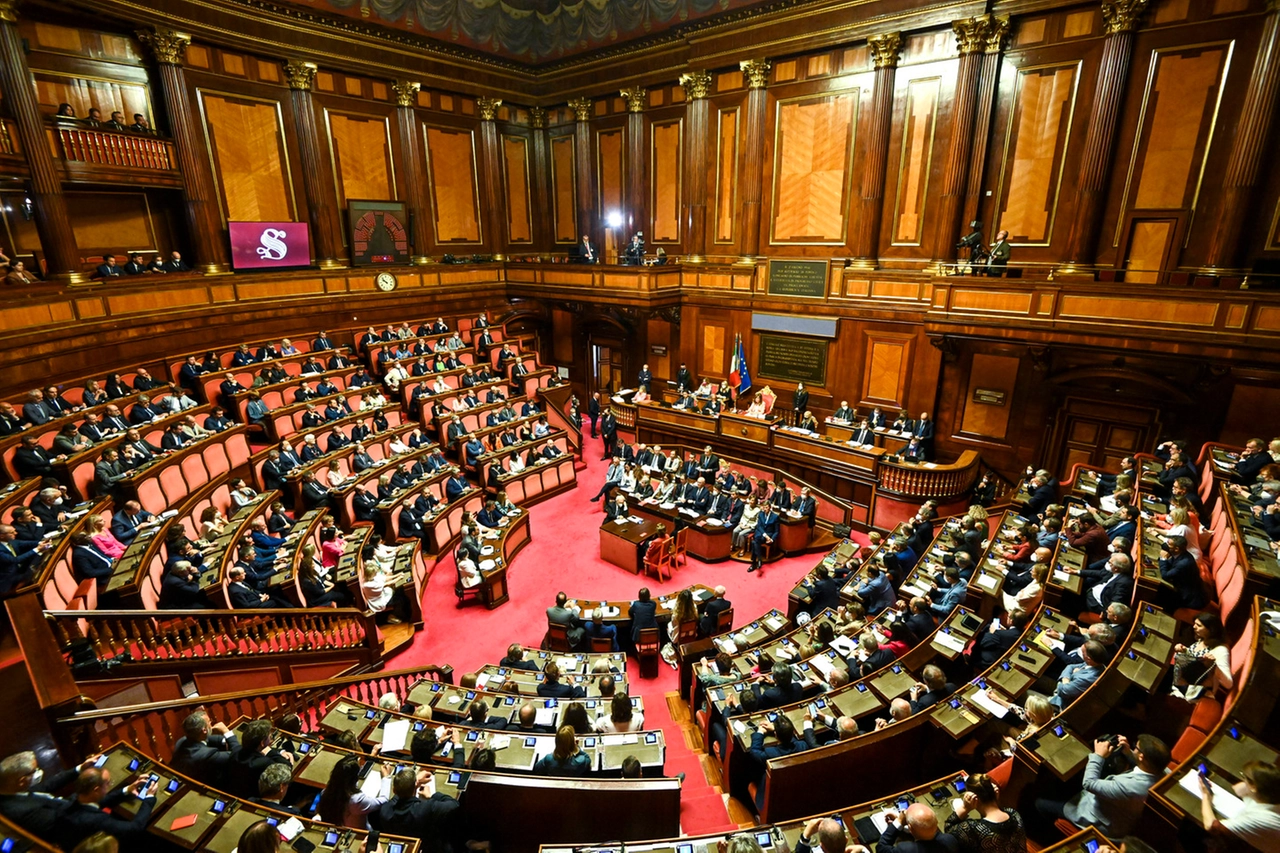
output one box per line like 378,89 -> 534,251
50,122 -> 176,172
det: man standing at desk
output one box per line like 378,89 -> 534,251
574,234 -> 599,263
638,364 -> 653,394
600,407 -> 618,460
792,383 -> 809,425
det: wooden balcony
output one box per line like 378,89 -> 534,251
47,121 -> 182,187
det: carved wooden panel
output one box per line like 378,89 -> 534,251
501,135 -> 533,244
199,92 -> 294,224
892,77 -> 940,246
994,63 -> 1078,245
424,125 -> 481,243
714,107 -> 739,244
647,318 -> 672,378
1124,218 -> 1176,284
959,353 -> 1019,441
1116,44 -> 1231,243
770,91 -> 858,244
34,72 -> 153,125
701,323 -> 726,377
861,331 -> 913,408
66,191 -> 158,253
326,112 -> 394,209
597,128 -> 624,217
552,308 -> 574,364
651,119 -> 682,243
23,21 -> 141,62
550,135 -> 577,243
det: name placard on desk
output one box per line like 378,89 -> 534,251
757,334 -> 828,385
767,259 -> 828,298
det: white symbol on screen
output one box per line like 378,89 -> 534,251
257,228 -> 288,261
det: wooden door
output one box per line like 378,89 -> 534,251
590,338 -> 624,394
1049,397 -> 1162,479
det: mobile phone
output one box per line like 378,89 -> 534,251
147,773 -> 160,787
1,840 -> 14,853
1085,841 -> 1100,853
94,755 -> 109,768
210,800 -> 227,814
1198,763 -> 1209,777
322,831 -> 341,847
293,839 -> 316,853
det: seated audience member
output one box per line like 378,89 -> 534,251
594,693 -> 645,733
547,591 -> 587,649
1036,734 -> 1170,838
500,644 -> 538,671
698,585 -> 732,636
170,710 -> 239,786
317,753 -> 392,830
878,803 -> 959,852
1169,612 -> 1231,701
533,726 -> 592,777
1048,640 -> 1108,709
795,817 -> 857,853
537,661 -> 585,700
227,566 -> 292,609
56,766 -> 157,849
5,261 -> 37,286
907,664 -> 956,713
160,560 -> 213,609
368,766 -> 461,841
1157,534 -> 1206,612
70,532 -> 114,587
1197,759 -> 1280,850
94,254 -> 123,279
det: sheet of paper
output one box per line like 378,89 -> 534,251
933,632 -> 966,652
1053,570 -> 1072,584
381,718 -> 411,753
719,639 -> 738,654
970,689 -> 1009,718
534,707 -> 557,727
277,817 -> 305,841
601,734 -> 627,746
977,574 -> 999,590
1178,772 -> 1245,819
830,636 -> 858,657
766,617 -> 785,631
809,655 -> 836,679
490,735 -> 511,750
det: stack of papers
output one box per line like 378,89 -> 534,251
933,632 -> 966,652
969,689 -> 1008,718
1178,773 -> 1245,819
381,718 -> 411,752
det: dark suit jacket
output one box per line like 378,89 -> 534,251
170,733 -> 239,785
13,446 -> 54,478
809,577 -> 841,613
160,571 -> 212,609
0,769 -> 78,837
536,681 -> 586,700
629,599 -> 658,641
699,597 -> 732,637
59,792 -> 155,848
369,793 -> 461,852
228,581 -> 268,609
72,545 -> 114,585
1160,552 -> 1206,609
875,822 -> 959,853
753,679 -> 804,711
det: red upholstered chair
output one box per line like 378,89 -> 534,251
224,433 -> 251,470
589,635 -> 614,653
672,528 -> 688,567
545,621 -> 572,652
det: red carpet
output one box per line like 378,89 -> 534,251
393,432 -> 867,832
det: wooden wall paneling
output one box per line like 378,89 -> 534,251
550,133 -> 577,243
424,124 -> 482,244
1111,42 -> 1232,255
890,75 -> 941,247
700,321 -> 727,379
596,127 -> 624,221
646,318 -> 672,380
769,90 -> 859,245
958,352 -> 1020,441
714,106 -> 739,245
0,191 -> 44,262
992,61 -> 1080,246
501,134 -> 533,244
1123,217 -> 1177,283
860,330 -> 913,408
325,111 -> 395,213
552,308 -> 575,365
32,71 -> 153,124
1220,383 -> 1280,446
64,191 -> 161,256
198,90 -> 295,224
20,19 -> 143,64
650,118 -> 682,244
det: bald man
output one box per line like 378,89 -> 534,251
796,817 -> 868,853
698,585 -> 732,636
877,802 -> 958,851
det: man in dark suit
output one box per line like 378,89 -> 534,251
1231,438 -> 1274,486
0,402 -> 22,435
753,663 -> 807,711
94,254 -> 123,278
445,472 -> 470,502
1079,552 -> 1135,615
466,699 -> 511,731
537,662 -> 586,699
878,804 -> 960,851
547,591 -> 587,649
806,565 -> 842,614
227,566 -> 292,608
170,711 -> 239,786
71,533 -> 114,587
499,644 -> 539,671
600,408 -> 618,459
750,504 -> 780,572
903,597 -> 937,644
0,524 -> 50,595
574,234 -> 598,263
13,435 -> 57,479
628,587 -> 658,643
159,561 -> 212,609
985,230 -> 1011,276
29,489 -> 67,529
57,766 -> 156,849
1022,475 -> 1056,519
1158,535 -> 1205,611
369,767 -> 461,845
637,364 -> 653,392
76,413 -> 107,443
128,395 -> 160,424
696,446 -> 719,480
0,750 -> 104,838
698,585 -> 732,637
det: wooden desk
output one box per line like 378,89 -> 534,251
600,516 -> 661,573
624,497 -> 733,561
471,507 -> 531,608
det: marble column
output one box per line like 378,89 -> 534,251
679,70 -> 713,263
476,97 -> 505,260
567,97 -> 596,248
393,80 -> 432,263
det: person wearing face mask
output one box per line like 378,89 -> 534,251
1071,549 -> 1135,615
1198,759 -> 1280,848
0,750 -> 106,837
1002,546 -> 1051,595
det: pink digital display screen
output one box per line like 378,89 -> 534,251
228,221 -> 311,270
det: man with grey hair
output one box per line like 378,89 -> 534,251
796,816 -> 867,853
879,802 -> 959,851
251,762 -> 302,815
171,710 -> 239,785
29,488 -> 66,529
802,706 -> 858,746
699,585 -> 732,637
873,698 -> 914,731
0,750 -> 102,836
